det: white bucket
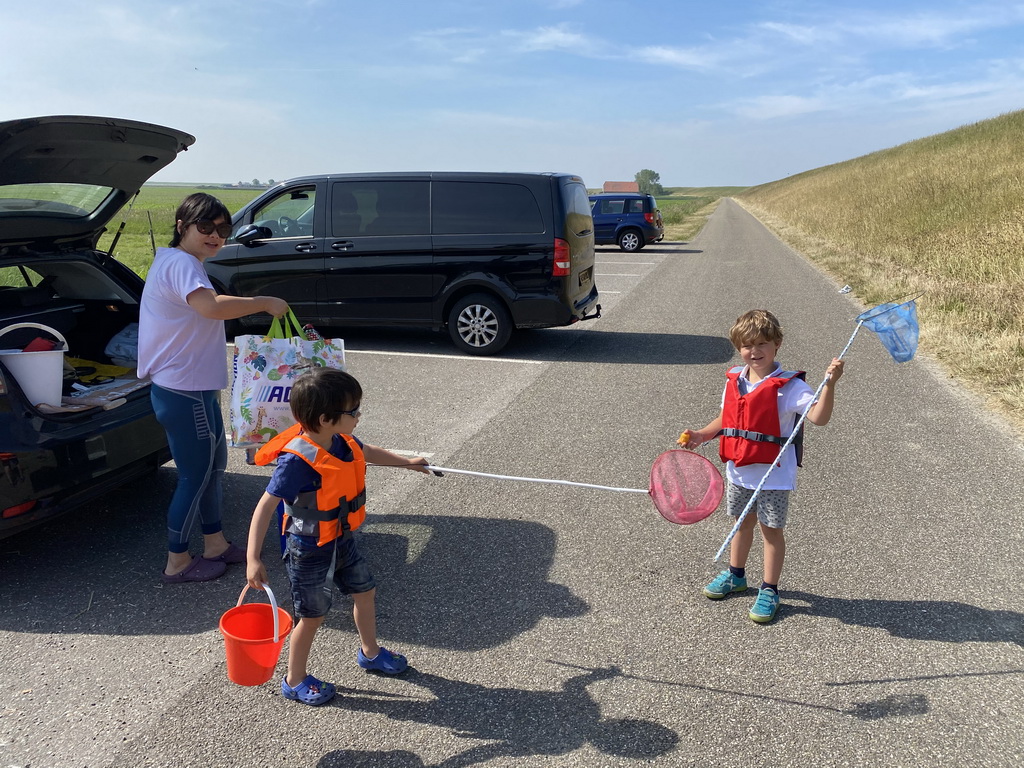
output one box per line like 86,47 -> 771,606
0,323 -> 68,407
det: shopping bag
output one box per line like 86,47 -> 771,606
228,311 -> 345,447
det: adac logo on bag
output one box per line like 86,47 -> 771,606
255,384 -> 292,403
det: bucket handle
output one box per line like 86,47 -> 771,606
0,322 -> 68,349
236,582 -> 284,643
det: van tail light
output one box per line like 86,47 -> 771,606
553,238 -> 571,276
644,212 -> 655,224
3,500 -> 36,519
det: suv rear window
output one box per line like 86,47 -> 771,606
433,181 -> 543,235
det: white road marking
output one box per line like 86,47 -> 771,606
376,449 -> 435,458
596,273 -> 641,277
597,261 -> 655,265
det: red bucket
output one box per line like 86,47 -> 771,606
219,583 -> 293,686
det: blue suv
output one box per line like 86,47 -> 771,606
589,193 -> 664,252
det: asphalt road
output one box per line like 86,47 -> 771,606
1,198 -> 1021,768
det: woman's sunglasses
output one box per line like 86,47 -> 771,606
194,219 -> 234,238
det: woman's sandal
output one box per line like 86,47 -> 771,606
161,556 -> 226,584
281,674 -> 336,706
202,542 -> 246,564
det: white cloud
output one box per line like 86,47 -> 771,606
509,24 -> 592,53
731,94 -> 826,121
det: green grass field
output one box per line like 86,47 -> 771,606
737,109 -> 1024,430
97,187 -> 263,278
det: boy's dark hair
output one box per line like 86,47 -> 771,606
169,193 -> 232,247
729,309 -> 784,349
289,367 -> 362,431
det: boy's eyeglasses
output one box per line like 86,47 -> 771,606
340,405 -> 361,418
194,219 -> 233,238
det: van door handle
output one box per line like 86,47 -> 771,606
577,228 -> 592,236
294,242 -> 317,252
331,241 -> 354,251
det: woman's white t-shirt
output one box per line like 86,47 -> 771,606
137,247 -> 227,391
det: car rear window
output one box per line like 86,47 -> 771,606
564,183 -> 592,235
0,183 -> 112,218
433,182 -> 543,235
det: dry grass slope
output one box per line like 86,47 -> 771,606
737,109 -> 1024,432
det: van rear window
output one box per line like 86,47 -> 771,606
433,182 -> 543,235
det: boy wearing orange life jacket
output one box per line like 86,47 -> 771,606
246,367 -> 431,706
680,310 -> 844,624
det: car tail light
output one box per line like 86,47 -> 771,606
2,500 -> 36,519
644,212 -> 655,224
553,238 -> 571,276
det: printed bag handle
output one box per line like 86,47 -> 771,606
267,310 -> 305,340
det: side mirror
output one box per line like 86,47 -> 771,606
235,223 -> 273,246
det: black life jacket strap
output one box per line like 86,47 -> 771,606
286,489 -> 366,522
716,429 -> 804,467
717,428 -> 786,445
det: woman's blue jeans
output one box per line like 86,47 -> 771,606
150,385 -> 227,553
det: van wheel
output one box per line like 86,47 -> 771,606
448,294 -> 512,355
618,229 -> 644,252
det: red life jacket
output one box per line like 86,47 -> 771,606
719,366 -> 806,468
255,424 -> 367,546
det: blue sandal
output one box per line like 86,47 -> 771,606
357,647 -> 408,675
281,674 -> 336,706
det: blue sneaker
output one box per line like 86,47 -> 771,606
281,674 -> 336,706
749,587 -> 780,623
703,570 -> 748,599
357,646 -> 408,675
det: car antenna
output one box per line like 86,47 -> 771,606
106,191 -> 139,258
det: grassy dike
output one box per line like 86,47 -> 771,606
736,110 -> 1024,433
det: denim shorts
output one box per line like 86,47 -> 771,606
284,530 -> 376,619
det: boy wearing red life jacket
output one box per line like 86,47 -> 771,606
681,310 -> 844,623
246,367 -> 431,706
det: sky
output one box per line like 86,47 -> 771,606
3,1 -> 1024,188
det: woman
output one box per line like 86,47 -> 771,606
138,193 -> 288,583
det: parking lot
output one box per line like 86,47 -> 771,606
1,200 -> 1022,768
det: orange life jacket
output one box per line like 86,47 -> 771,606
719,366 -> 806,468
255,424 -> 367,546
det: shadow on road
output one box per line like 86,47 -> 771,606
343,513 -> 588,651
595,242 -> 701,254
0,487 -> 584,651
784,590 -> 1024,647
316,664 -> 678,767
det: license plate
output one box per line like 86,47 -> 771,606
579,266 -> 592,286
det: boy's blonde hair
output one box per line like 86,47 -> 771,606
729,309 -> 784,348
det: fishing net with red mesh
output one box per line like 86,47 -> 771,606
648,450 -> 724,524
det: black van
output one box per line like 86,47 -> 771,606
205,172 -> 601,355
